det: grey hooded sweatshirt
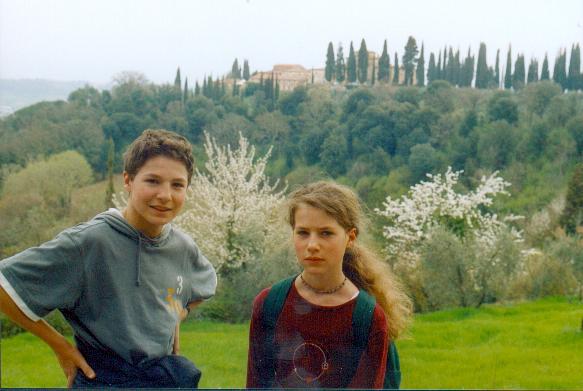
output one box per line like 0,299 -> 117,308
0,209 -> 217,365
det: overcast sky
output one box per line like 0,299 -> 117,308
0,0 -> 582,85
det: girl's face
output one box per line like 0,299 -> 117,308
293,204 -> 356,276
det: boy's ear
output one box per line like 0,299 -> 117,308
123,171 -> 132,191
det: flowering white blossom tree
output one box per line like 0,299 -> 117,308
375,167 -> 523,270
175,132 -> 287,275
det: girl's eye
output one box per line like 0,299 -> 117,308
146,178 -> 158,184
173,183 -> 185,188
321,231 -> 333,237
296,230 -> 309,236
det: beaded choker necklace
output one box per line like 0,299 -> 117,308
300,273 -> 347,294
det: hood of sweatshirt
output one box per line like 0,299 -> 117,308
94,208 -> 172,286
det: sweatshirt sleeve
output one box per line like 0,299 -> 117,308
348,304 -> 389,389
246,288 -> 271,388
187,241 -> 217,303
0,231 -> 84,320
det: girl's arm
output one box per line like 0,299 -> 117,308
0,285 -> 95,388
349,305 -> 389,389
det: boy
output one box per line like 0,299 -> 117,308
0,129 -> 217,388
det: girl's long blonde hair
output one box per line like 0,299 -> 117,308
288,181 -> 412,340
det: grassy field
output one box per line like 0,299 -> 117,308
1,296 -> 582,389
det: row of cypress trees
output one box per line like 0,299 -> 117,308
324,38 -> 582,91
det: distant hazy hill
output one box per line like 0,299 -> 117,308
0,79 -> 92,116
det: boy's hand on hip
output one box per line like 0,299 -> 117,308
53,340 -> 95,388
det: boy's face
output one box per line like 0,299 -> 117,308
123,155 -> 189,237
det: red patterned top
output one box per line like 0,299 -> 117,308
246,282 -> 388,388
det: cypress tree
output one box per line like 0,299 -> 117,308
325,42 -> 335,82
378,39 -> 390,82
183,77 -> 189,103
393,52 -> 400,84
275,78 -> 280,101
347,42 -> 357,83
231,59 -> 241,79
553,49 -> 568,90
357,38 -> 369,84
427,52 -> 436,84
527,58 -> 539,84
494,49 -> 500,88
336,43 -> 346,83
453,49 -> 461,86
442,47 -> 448,77
541,54 -> 550,80
504,45 -> 512,89
194,81 -> 201,96
460,48 -> 474,87
436,51 -> 442,80
202,76 -> 208,97
560,163 -> 583,235
568,43 -> 581,91
105,137 -> 115,209
243,60 -> 250,81
416,43 -> 425,87
445,47 -> 454,83
475,42 -> 488,89
402,36 -> 418,85
513,54 -> 525,90
371,61 -> 376,85
174,67 -> 182,89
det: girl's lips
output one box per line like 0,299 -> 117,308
304,257 -> 324,262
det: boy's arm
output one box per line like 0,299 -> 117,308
172,299 -> 203,355
0,285 -> 95,387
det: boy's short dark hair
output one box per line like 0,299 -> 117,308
123,129 -> 194,184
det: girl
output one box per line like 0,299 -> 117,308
246,181 -> 412,389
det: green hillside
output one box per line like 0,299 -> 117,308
2,297 -> 581,389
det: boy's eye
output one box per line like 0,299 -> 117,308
146,178 -> 159,184
173,183 -> 186,188
321,231 -> 333,237
296,230 -> 309,236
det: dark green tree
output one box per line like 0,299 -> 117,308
436,51 -> 442,80
553,49 -> 568,90
460,48 -> 474,87
416,43 -> 425,87
393,52 -> 400,85
378,39 -> 391,82
402,36 -> 419,85
357,38 -> 369,84
183,77 -> 189,103
541,54 -> 550,80
336,42 -> 346,83
504,46 -> 512,89
513,54 -> 525,90
347,42 -> 357,83
194,81 -> 201,96
475,42 -> 489,89
105,137 -> 115,209
231,58 -> 241,79
325,42 -> 335,82
560,163 -> 583,234
527,58 -> 539,84
243,60 -> 250,81
568,43 -> 581,91
494,49 -> 500,88
174,67 -> 182,90
427,52 -> 436,84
